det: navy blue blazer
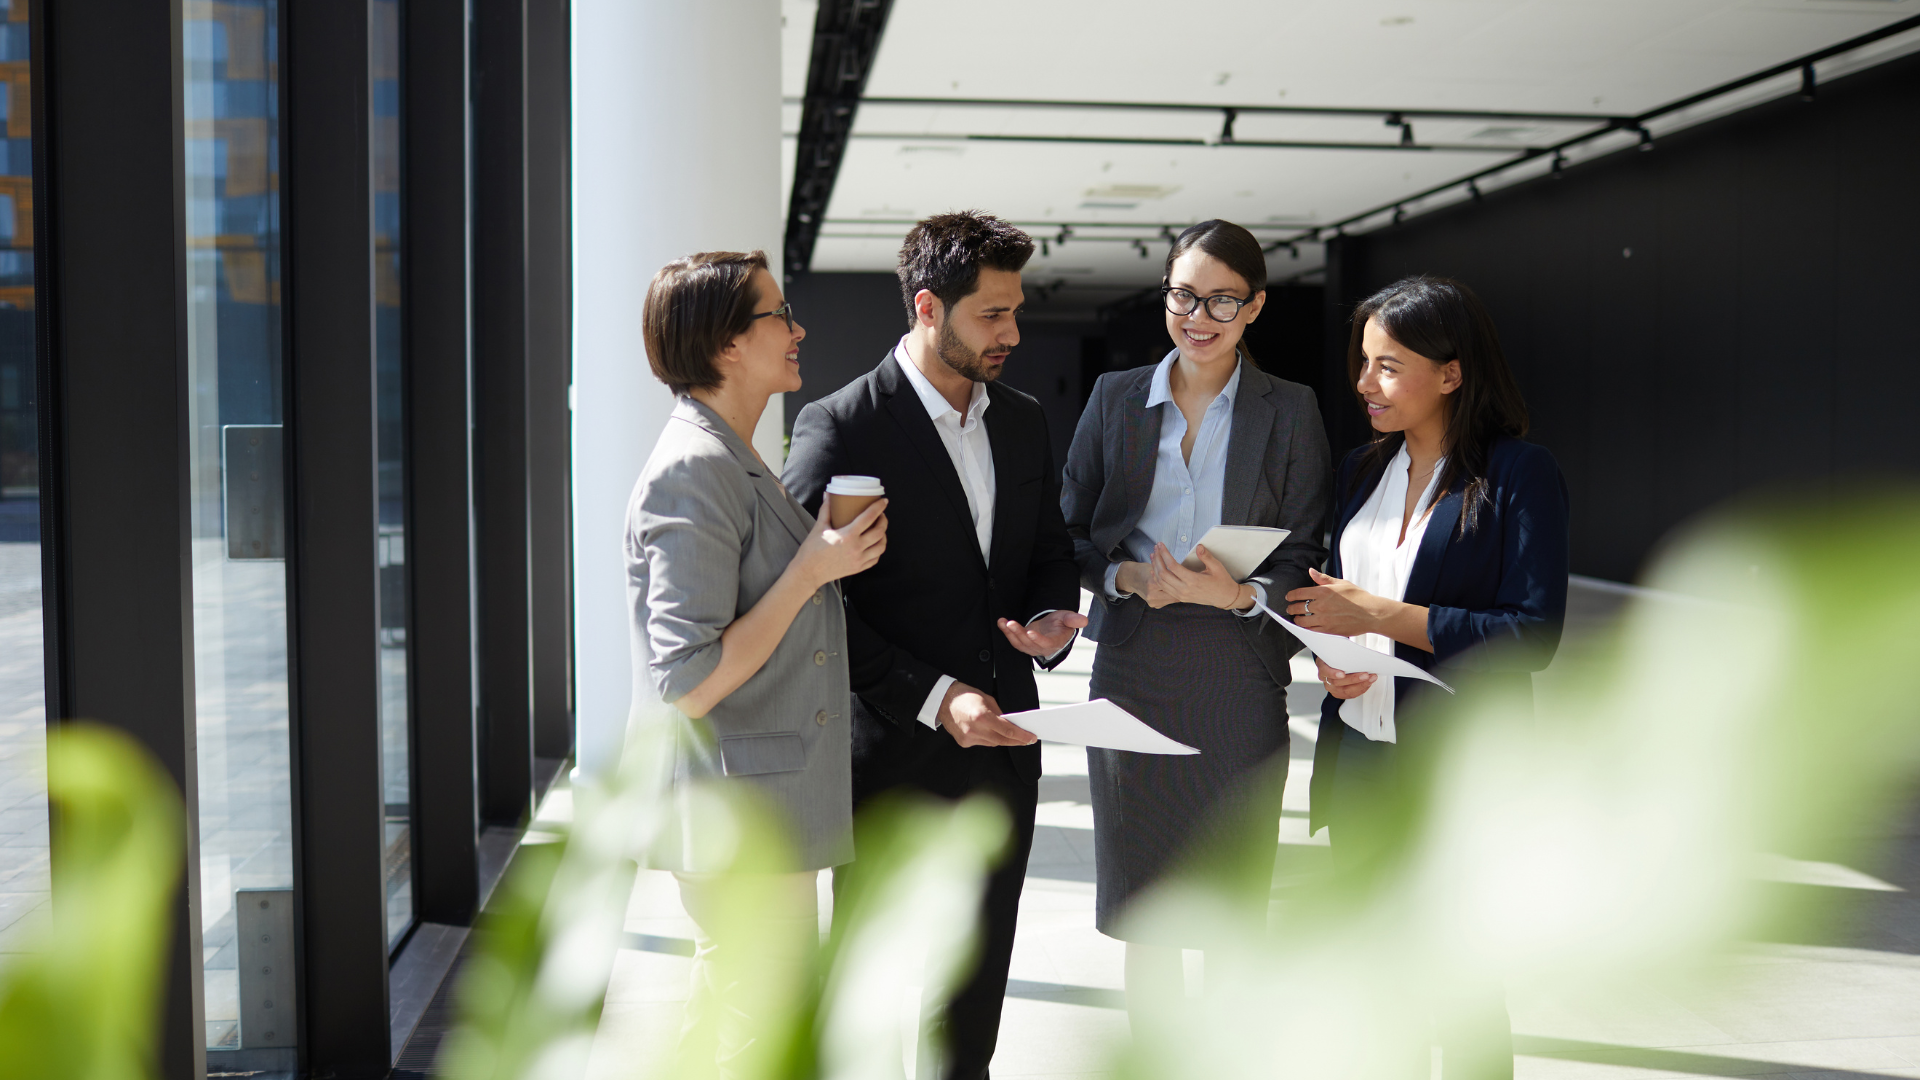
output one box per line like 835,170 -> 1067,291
1307,435 -> 1570,832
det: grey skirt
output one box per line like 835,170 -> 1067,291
1087,602 -> 1289,945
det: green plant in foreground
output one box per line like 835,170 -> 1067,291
0,724 -> 184,1080
438,722 -> 1009,1080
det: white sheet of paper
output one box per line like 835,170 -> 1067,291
1252,598 -> 1454,693
1001,699 -> 1200,755
1180,525 -> 1289,581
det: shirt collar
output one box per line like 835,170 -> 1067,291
894,335 -> 990,425
1145,347 -> 1246,410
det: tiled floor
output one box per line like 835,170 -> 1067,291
587,584 -> 1920,1080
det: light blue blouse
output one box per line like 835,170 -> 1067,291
1103,349 -> 1266,615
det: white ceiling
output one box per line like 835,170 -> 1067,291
782,0 -> 1920,293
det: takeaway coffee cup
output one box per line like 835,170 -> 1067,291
825,475 -> 885,528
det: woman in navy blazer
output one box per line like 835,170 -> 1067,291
1285,275 -> 1568,1080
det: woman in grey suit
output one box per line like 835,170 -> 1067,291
1061,220 -> 1332,1031
626,250 -> 887,1076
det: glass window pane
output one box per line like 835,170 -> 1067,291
183,0 -> 297,1053
0,0 -> 47,967
373,0 -> 413,953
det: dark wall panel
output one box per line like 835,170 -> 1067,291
472,0 -> 534,826
782,271 -> 907,429
525,0 -> 573,762
1334,51 -> 1920,583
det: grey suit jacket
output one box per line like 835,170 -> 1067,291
625,396 -> 852,871
1061,355 -> 1334,688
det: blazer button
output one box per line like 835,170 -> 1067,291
977,649 -> 991,663
815,709 -> 829,726
812,592 -> 824,606
814,650 -> 827,666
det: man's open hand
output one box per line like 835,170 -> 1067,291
997,609 -> 1088,658
937,682 -> 1038,747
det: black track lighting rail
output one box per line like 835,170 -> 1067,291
1301,11 -> 1920,243
838,131 -> 1556,153
797,93 -> 1628,126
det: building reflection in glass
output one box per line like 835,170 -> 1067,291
182,0 -> 297,1052
0,0 -> 48,968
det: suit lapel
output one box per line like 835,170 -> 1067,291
879,356 -> 985,566
984,389 -> 1017,573
1120,373 -> 1159,534
1221,359 -> 1275,525
1401,482 -> 1462,608
678,397 -> 811,545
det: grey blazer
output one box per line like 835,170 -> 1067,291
1061,356 -> 1334,688
625,396 -> 852,871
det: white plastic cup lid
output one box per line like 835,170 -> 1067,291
826,475 -> 884,496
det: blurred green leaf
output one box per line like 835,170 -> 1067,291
0,724 -> 183,1080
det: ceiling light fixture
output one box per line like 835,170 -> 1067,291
1550,150 -> 1566,178
1634,124 -> 1654,152
1220,108 -> 1238,143
1800,62 -> 1818,102
1392,205 -> 1406,225
1384,112 -> 1414,147
1159,225 -> 1176,243
1040,239 -> 1050,257
1288,243 -> 1300,259
1133,239 -> 1150,259
1056,225 -> 1073,247
1467,179 -> 1483,202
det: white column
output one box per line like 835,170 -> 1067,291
571,0 -> 786,781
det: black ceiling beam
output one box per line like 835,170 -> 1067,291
784,0 -> 896,279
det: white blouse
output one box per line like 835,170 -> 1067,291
1336,445 -> 1446,743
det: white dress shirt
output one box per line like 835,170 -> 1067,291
1337,444 -> 1446,743
1103,350 -> 1265,617
892,338 -> 1069,728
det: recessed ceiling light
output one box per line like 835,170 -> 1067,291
1084,184 -> 1181,200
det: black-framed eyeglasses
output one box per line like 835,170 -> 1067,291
748,301 -> 795,332
1162,287 -> 1253,323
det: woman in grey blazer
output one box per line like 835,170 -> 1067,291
626,250 -> 886,1076
1061,221 -> 1331,1032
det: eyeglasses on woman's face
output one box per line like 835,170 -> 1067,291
1162,287 -> 1253,323
747,301 -> 796,333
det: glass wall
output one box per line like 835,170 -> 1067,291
373,0 -> 414,953
182,0 -> 297,1052
0,0 -> 46,966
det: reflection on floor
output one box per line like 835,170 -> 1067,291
0,542 -> 48,962
589,584 -> 1920,1080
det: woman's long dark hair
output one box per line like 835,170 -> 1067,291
1346,275 -> 1528,535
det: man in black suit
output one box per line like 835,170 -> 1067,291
784,211 -> 1085,1080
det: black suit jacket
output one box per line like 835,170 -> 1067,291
784,351 -> 1083,789
1308,436 -> 1570,833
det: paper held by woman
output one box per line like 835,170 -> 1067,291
1000,699 -> 1201,755
1250,598 -> 1455,693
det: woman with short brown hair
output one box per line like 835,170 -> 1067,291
627,250 -> 887,1077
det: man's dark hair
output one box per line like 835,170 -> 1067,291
896,211 -> 1034,325
642,250 -> 767,395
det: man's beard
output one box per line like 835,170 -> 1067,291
936,317 -> 1006,383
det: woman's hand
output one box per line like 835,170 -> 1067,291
1315,656 -> 1376,700
1286,567 -> 1394,635
793,498 -> 888,588
1113,560 -> 1179,609
1149,543 -> 1248,611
